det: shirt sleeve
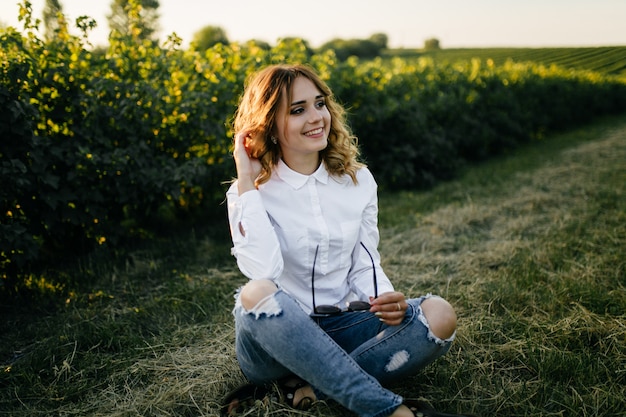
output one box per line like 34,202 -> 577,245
347,169 -> 394,299
226,182 -> 284,280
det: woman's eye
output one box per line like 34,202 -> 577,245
289,100 -> 325,115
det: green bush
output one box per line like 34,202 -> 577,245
2,2 -> 626,285
330,57 -> 626,189
319,38 -> 383,61
0,28 -> 41,276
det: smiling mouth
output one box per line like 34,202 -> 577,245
304,127 -> 324,137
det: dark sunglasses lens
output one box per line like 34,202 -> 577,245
348,301 -> 371,311
315,305 -> 342,314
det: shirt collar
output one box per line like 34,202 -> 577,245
275,159 -> 329,189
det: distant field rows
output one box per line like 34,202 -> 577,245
386,46 -> 626,78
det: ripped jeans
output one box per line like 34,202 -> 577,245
233,290 -> 454,417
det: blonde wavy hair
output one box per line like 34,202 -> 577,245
232,64 -> 364,186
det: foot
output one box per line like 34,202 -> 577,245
220,383 -> 268,416
391,404 -> 417,417
275,377 -> 316,410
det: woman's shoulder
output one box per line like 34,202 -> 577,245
226,180 -> 238,197
355,165 -> 377,186
327,164 -> 375,189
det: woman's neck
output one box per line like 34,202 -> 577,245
282,154 -> 321,176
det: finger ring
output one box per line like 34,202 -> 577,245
396,302 -> 402,311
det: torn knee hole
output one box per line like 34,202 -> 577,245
418,297 -> 457,344
239,280 -> 279,310
243,293 -> 282,319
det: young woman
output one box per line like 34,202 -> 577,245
222,64 -> 470,417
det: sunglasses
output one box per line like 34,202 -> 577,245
310,242 -> 378,317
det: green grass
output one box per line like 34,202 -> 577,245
1,115 -> 625,416
383,47 -> 626,79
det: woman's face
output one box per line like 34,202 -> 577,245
274,76 -> 331,170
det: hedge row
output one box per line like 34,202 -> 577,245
331,57 -> 626,188
2,4 -> 626,282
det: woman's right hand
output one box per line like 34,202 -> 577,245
233,130 -> 262,195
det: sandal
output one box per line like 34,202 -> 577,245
404,399 -> 478,417
220,383 -> 269,416
274,377 -> 314,410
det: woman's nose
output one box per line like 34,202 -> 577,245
309,107 -> 323,123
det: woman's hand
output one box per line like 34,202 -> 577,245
233,130 -> 262,195
369,291 -> 407,326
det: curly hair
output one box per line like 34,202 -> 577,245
232,64 -> 364,186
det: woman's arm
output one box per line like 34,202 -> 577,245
226,131 -> 283,280
226,186 -> 283,280
347,169 -> 394,299
347,169 -> 408,326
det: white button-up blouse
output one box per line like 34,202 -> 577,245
226,159 -> 394,314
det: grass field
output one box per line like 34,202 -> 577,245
384,47 -> 626,79
1,115 -> 625,416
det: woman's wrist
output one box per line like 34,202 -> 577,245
237,176 -> 256,195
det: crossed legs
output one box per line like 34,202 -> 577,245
237,279 -> 457,417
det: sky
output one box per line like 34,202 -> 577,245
1,0 -> 625,49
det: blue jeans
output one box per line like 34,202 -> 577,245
233,289 -> 454,417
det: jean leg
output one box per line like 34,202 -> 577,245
350,297 -> 455,387
234,289 -> 402,417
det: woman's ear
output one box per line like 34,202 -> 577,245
270,126 -> 280,144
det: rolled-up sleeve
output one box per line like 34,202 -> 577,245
226,183 -> 283,280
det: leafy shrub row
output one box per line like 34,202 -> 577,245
2,3 -> 626,283
330,57 -> 626,188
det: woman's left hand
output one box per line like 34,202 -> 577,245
369,291 -> 407,326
